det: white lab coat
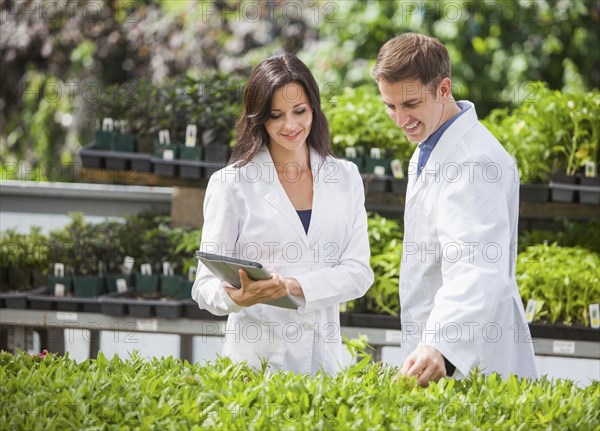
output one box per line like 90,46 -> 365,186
193,144 -> 374,375
399,101 -> 538,380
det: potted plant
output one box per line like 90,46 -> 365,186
350,214 -> 402,329
575,91 -> 600,205
548,91 -> 592,203
482,100 -> 552,203
0,228 -> 49,309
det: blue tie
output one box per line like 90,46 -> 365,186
417,143 -> 433,177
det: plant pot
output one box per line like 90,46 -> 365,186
72,275 -> 106,298
0,286 -> 46,309
129,152 -> 153,172
177,160 -> 204,180
105,273 -> 133,293
152,158 -> 179,177
47,275 -> 73,296
520,183 -> 550,203
31,269 -> 45,289
550,172 -> 579,203
204,161 -> 226,179
155,299 -> 184,319
160,275 -> 182,298
529,322 -> 600,342
104,153 -> 130,171
179,145 -> 203,161
136,134 -> 154,154
99,291 -> 129,316
578,176 -> 600,205
346,157 -> 365,173
365,157 -> 391,175
94,130 -> 114,150
7,265 -> 31,290
390,179 -> 408,195
362,174 -> 389,193
79,144 -> 105,169
183,298 -> 227,320
0,266 -> 8,292
154,142 -> 179,159
134,273 -> 159,294
350,312 -> 401,330
179,279 -> 193,299
113,133 -> 136,152
203,143 -> 229,163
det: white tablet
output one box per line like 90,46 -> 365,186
195,251 -> 300,310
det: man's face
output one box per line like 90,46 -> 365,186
377,78 -> 450,144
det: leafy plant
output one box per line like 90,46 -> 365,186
517,243 -> 600,325
348,213 -> 403,315
324,86 -> 413,167
518,219 -> 600,253
49,212 -> 109,276
1,351 -> 598,430
483,83 -> 600,180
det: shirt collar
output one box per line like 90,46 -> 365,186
419,103 -> 470,150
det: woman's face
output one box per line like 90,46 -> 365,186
264,82 -> 313,153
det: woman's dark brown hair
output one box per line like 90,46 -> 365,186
230,53 -> 332,166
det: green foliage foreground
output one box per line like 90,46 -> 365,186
1,351 -> 598,430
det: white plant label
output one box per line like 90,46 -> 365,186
391,159 -> 405,179
525,298 -> 537,323
102,117 -> 114,132
162,149 -> 174,160
590,303 -> 599,329
116,278 -> 128,293
185,124 -> 197,147
385,330 -> 403,344
552,340 -> 575,355
345,147 -> 357,158
54,283 -> 65,297
162,261 -> 173,276
123,256 -> 135,274
374,165 -> 386,177
584,161 -> 596,178
54,263 -> 64,277
158,129 -> 171,144
370,147 -> 382,159
137,319 -> 158,331
140,263 -> 152,276
188,267 -> 197,282
56,312 -> 78,322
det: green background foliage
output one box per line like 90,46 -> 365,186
2,0 -> 599,179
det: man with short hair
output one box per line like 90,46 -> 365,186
372,33 -> 538,386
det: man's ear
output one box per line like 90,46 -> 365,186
439,77 -> 453,101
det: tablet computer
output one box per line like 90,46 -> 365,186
195,251 -> 300,310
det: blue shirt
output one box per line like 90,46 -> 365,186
297,209 -> 312,234
417,105 -> 469,177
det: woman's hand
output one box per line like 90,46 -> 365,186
224,269 -> 290,307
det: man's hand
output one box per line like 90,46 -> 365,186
399,344 -> 447,387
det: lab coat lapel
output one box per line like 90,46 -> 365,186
255,146 -> 311,247
405,102 -> 479,207
305,147 -> 333,241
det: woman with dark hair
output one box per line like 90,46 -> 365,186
192,53 -> 373,375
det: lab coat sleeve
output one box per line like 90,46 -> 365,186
295,164 -> 374,315
191,171 -> 243,315
424,155 -> 513,375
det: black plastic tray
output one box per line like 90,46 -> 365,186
1,286 -> 46,309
